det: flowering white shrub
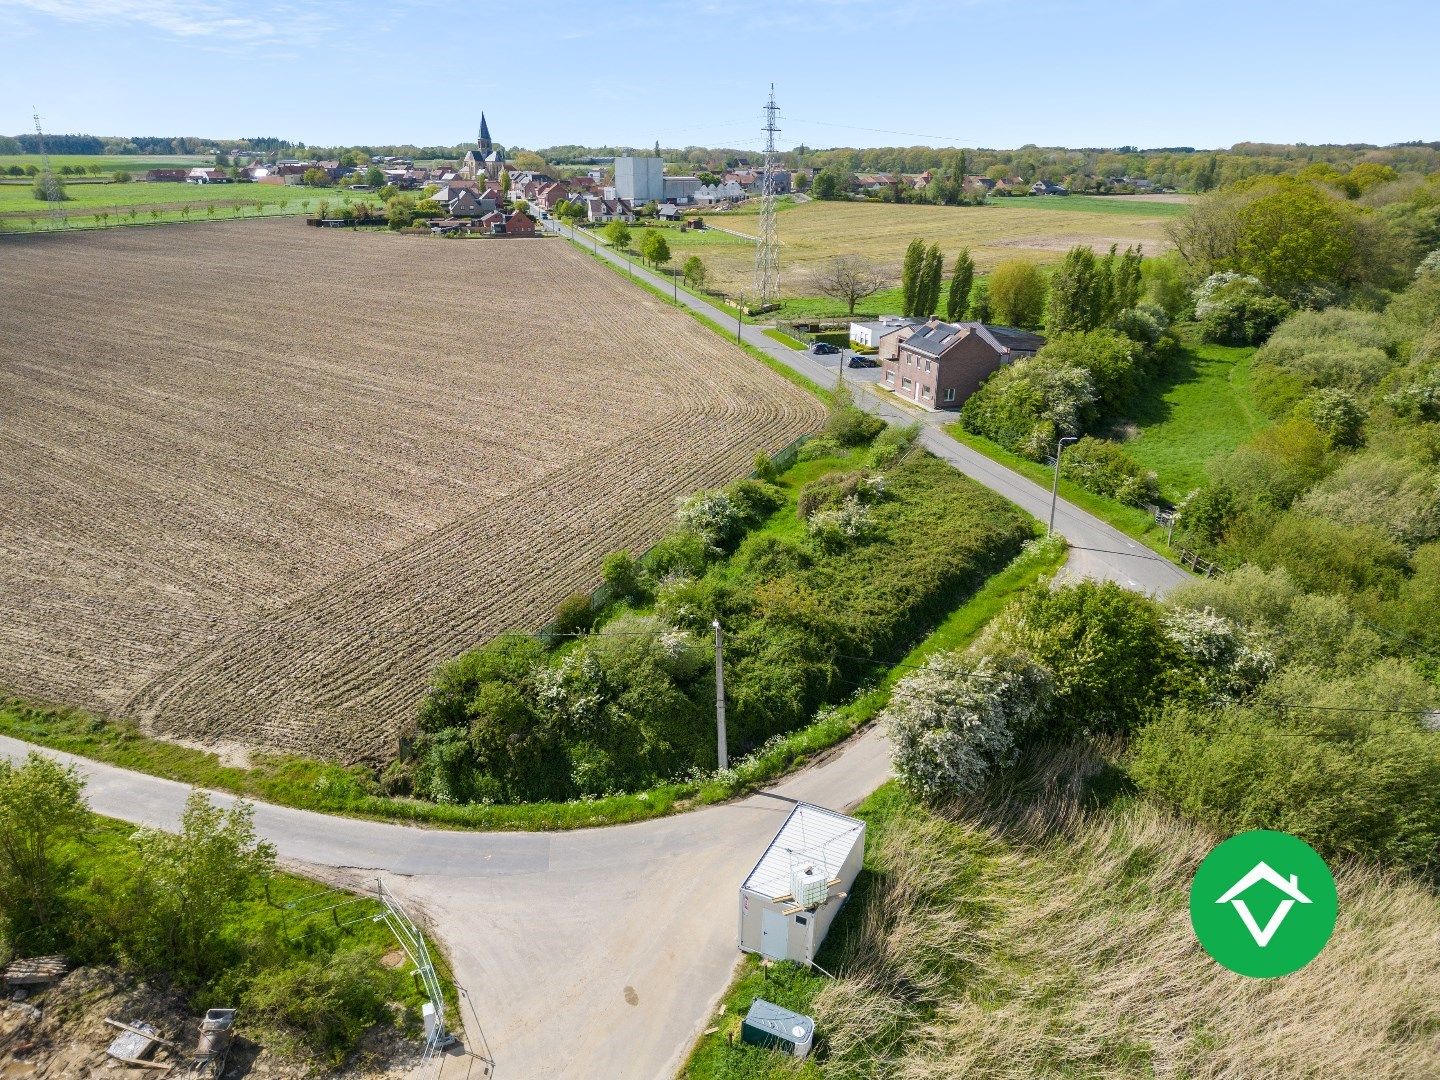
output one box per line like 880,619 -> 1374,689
676,489 -> 739,551
1161,606 -> 1274,700
1192,271 -> 1264,319
807,494 -> 874,552
884,652 -> 1052,798
1415,248 -> 1440,277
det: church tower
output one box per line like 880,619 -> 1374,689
478,113 -> 492,156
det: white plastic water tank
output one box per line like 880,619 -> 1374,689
791,862 -> 828,908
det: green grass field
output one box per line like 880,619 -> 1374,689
0,181 -> 362,232
0,152 -> 210,171
1116,336 -> 1267,499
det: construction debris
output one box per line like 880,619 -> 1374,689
105,1017 -> 163,1066
187,1008 -> 236,1078
2,956 -> 68,991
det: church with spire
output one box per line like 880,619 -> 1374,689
461,114 -> 505,182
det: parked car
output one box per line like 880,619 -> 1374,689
810,342 -> 839,355
847,355 -> 879,368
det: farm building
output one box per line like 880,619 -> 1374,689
739,803 -> 864,967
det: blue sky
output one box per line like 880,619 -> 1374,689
2,0 -> 1436,151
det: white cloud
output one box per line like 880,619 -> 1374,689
1,0 -> 317,41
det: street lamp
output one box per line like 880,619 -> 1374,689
1048,434 -> 1079,535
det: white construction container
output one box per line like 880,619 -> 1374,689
738,803 -> 865,966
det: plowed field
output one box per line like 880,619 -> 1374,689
0,219 -> 823,763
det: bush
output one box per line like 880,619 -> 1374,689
1059,436 -> 1159,506
885,653 -> 1051,798
867,423 -> 920,467
600,550 -> 643,603
1293,453 -> 1440,547
552,592 -> 596,636
825,390 -> 886,447
987,260 -> 1047,327
984,581 -> 1175,736
675,479 -> 782,552
1251,515 -> 1410,598
1131,664 -> 1440,871
1295,387 -> 1366,448
1258,307 -> 1398,390
243,947 -> 394,1065
960,354 -> 1097,458
1199,287 -> 1291,345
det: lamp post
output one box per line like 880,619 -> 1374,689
1048,435 -> 1079,536
736,295 -> 744,343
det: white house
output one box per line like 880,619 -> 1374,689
738,803 -> 864,967
850,316 -> 925,349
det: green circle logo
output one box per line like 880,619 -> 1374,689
1190,830 -> 1337,978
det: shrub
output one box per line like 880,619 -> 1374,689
796,470 -> 882,519
1293,454 -> 1440,547
885,653 -> 1052,798
675,480 -> 782,552
1159,607 -> 1273,702
1251,515 -> 1410,598
826,390 -> 886,447
807,496 -> 875,553
868,423 -> 920,467
1294,387 -> 1366,448
1258,307 -> 1397,390
984,581 -> 1175,736
643,529 -> 711,580
1059,436 -> 1159,506
552,592 -> 596,636
1199,287 -> 1291,345
1130,662 -> 1440,870
243,947 -> 393,1065
960,355 -> 1097,457
600,550 -> 642,603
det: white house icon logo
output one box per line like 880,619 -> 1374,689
1214,861 -> 1312,947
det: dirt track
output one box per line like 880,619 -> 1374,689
0,219 -> 822,762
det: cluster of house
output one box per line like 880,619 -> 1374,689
851,170 -> 1158,196
143,162 -> 360,186
849,315 -> 1046,411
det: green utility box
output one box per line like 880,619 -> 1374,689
740,998 -> 815,1059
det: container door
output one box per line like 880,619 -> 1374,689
761,909 -> 788,961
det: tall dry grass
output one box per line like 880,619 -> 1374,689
812,743 -> 1440,1079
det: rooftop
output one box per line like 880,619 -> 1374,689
742,803 -> 864,899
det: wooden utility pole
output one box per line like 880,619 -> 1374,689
713,619 -> 728,770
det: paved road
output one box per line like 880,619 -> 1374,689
4,224 -> 1188,1080
545,217 -> 1186,595
0,728 -> 892,1080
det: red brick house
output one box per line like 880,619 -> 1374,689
880,319 -> 1045,410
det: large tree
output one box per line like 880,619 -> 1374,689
917,243 -> 944,317
988,260 -> 1048,328
946,249 -> 975,321
900,238 -> 926,316
602,220 -> 632,249
813,255 -> 886,315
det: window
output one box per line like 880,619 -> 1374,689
921,385 -> 931,398
885,370 -> 894,383
795,915 -> 808,926
925,360 -> 931,372
944,387 -> 956,403
901,377 -> 912,389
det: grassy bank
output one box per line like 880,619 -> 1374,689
1117,335 -> 1266,499
944,425 -> 1176,556
0,538 -> 1064,831
683,750 -> 1440,1079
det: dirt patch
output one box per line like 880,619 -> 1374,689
0,966 -> 425,1079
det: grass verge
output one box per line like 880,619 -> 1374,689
0,538 -> 1063,831
762,328 -> 807,350
945,425 -> 1177,558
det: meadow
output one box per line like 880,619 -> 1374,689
0,219 -> 821,766
691,195 -> 1186,296
0,152 -> 209,171
1115,337 -> 1269,500
0,180 -> 335,231
683,759 -> 1440,1079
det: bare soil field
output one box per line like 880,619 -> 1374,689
0,219 -> 822,763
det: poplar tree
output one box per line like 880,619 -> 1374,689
946,249 -> 975,321
900,239 -> 926,316
918,243 -> 944,317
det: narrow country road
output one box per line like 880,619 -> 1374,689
5,224 -> 1189,1080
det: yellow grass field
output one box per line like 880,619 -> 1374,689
0,219 -> 822,764
699,196 -> 1185,295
